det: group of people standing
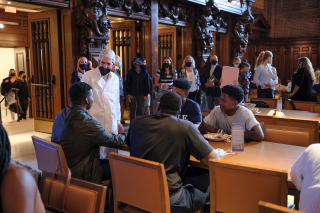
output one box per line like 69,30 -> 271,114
1,69 -> 30,121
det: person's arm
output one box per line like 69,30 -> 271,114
252,66 -> 266,87
198,109 -> 218,133
290,150 -> 307,191
271,67 -> 278,83
190,103 -> 202,124
173,69 -> 178,80
116,77 -> 121,123
144,73 -> 150,96
198,121 -> 219,133
1,166 -> 45,213
289,85 -> 300,97
199,150 -> 220,167
244,124 -> 264,142
125,72 -> 131,96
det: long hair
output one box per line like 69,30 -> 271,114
0,124 -> 11,193
181,55 -> 196,69
299,57 -> 316,82
8,69 -> 16,78
160,56 -> 175,78
255,50 -> 273,69
77,57 -> 88,72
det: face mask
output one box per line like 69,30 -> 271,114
99,66 -> 110,76
246,72 -> 252,77
239,71 -> 246,78
133,63 -> 140,69
163,63 -> 170,69
186,62 -> 192,67
79,64 -> 87,70
118,62 -> 122,68
234,64 -> 239,68
268,60 -> 272,65
141,65 -> 147,69
23,75 -> 26,79
10,73 -> 15,77
211,60 -> 218,66
297,63 -> 300,69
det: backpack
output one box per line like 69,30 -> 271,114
250,100 -> 269,108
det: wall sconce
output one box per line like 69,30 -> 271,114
0,24 -> 4,28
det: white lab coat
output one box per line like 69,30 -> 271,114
82,67 -> 120,133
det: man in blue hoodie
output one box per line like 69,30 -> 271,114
126,57 -> 150,122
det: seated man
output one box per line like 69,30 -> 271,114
51,82 -> 126,184
199,84 -> 264,142
127,92 -> 220,212
172,78 -> 202,124
290,144 -> 320,213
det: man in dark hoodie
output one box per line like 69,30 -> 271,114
126,57 -> 150,122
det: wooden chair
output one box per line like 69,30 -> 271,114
255,114 -> 274,125
251,98 -> 278,109
109,152 -> 170,213
201,109 -> 211,119
32,135 -> 68,175
311,104 -> 320,113
263,124 -> 314,147
209,160 -> 287,213
273,117 -> 319,144
284,100 -> 316,111
39,171 -> 107,213
258,201 -> 303,213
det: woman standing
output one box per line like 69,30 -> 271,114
71,57 -> 92,84
232,57 -> 241,68
289,57 -> 316,102
178,56 -> 200,101
253,51 -> 277,98
238,60 -> 251,102
155,56 -> 177,98
3,69 -> 19,121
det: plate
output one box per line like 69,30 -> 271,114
204,133 -> 231,142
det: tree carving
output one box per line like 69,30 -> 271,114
231,9 -> 254,58
194,0 -> 228,57
158,1 -> 192,25
76,0 -> 112,56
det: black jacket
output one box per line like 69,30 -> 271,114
126,68 -> 150,96
18,80 -> 29,100
200,64 -> 222,97
291,68 -> 316,102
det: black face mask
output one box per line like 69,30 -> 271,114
99,66 -> 111,76
23,75 -> 26,79
10,73 -> 15,77
162,63 -> 170,69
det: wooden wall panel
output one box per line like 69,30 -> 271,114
0,9 -> 29,47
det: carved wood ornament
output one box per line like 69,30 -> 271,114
231,1 -> 254,58
158,1 -> 192,24
109,0 -> 151,17
194,0 -> 228,57
76,0 -> 112,56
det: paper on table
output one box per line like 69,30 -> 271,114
220,66 -> 239,88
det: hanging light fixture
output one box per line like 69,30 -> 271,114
232,0 -> 236,4
0,24 -> 4,28
237,0 -> 240,5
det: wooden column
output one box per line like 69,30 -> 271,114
142,0 -> 158,114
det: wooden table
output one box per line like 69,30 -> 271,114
256,108 -> 320,123
120,141 -> 306,189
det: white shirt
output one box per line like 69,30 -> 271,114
203,106 -> 259,134
253,64 -> 278,89
82,67 -> 120,134
290,144 -> 320,213
186,70 -> 197,92
268,64 -> 279,84
210,65 -> 217,77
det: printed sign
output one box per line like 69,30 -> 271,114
231,123 -> 244,152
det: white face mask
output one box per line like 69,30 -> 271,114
234,64 -> 239,68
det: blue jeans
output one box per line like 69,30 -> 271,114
257,86 -> 274,99
201,91 -> 208,109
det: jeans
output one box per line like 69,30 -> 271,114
257,86 -> 274,98
207,95 -> 220,110
129,95 -> 145,122
201,91 -> 208,109
170,174 -> 210,213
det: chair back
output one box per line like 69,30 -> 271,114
251,98 -> 277,108
201,109 -> 211,119
284,100 -> 316,111
109,152 -> 170,213
258,201 -> 303,213
32,136 -> 68,175
255,114 -> 274,125
311,104 -> 320,113
273,117 -> 319,144
209,160 -> 287,213
39,170 -> 107,213
263,124 -> 313,147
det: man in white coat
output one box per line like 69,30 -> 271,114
82,49 -> 124,158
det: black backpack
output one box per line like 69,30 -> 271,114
250,100 -> 269,108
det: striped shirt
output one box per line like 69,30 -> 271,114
157,69 -> 177,89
